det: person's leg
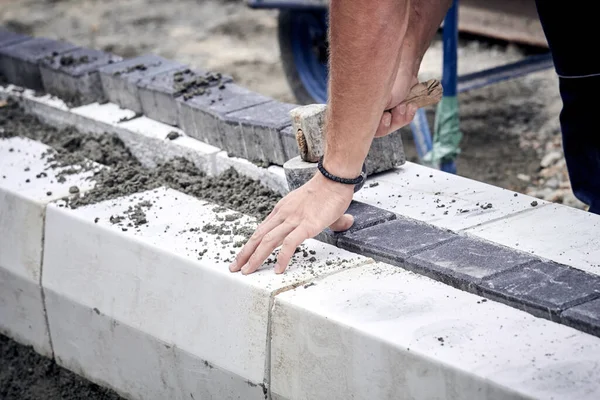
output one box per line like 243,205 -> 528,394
535,2 -> 600,214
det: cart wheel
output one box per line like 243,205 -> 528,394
278,9 -> 329,104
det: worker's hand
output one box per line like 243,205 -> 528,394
229,172 -> 354,275
375,71 -> 420,137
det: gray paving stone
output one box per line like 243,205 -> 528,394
177,83 -> 271,146
0,28 -> 31,49
224,101 -> 295,165
315,201 -> 397,245
407,237 -> 536,290
40,47 -> 122,106
365,129 -> 406,175
0,37 -> 76,90
281,125 -> 298,161
480,261 -> 600,319
138,67 -> 230,126
562,298 -> 600,337
338,217 -> 457,266
98,54 -> 183,113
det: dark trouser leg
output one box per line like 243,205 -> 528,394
535,2 -> 600,214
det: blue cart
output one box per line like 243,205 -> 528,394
246,0 -> 554,173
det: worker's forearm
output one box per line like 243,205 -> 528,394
324,0 -> 452,178
403,0 -> 454,72
324,0 -> 410,177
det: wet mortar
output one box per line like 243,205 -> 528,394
0,99 -> 281,221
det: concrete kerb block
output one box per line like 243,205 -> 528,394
224,101 -> 294,165
0,137 -> 101,357
270,262 -> 600,400
117,116 -> 220,174
40,47 -> 123,106
280,125 -> 298,161
479,261 -> 600,320
315,201 -> 397,246
338,217 -> 458,266
177,83 -> 271,146
138,67 -> 230,126
98,54 -> 183,113
41,187 -> 371,399
0,37 -> 77,90
406,236 -> 537,291
562,298 -> 600,337
0,28 -> 31,49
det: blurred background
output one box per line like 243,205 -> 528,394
0,0 -> 584,209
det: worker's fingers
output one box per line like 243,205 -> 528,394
229,211 -> 284,272
275,226 -> 312,274
240,222 -> 296,275
374,103 -> 417,138
329,213 -> 354,232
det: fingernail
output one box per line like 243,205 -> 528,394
383,113 -> 391,127
274,263 -> 281,274
398,104 -> 407,115
241,264 -> 250,275
229,260 -> 237,272
408,104 -> 417,114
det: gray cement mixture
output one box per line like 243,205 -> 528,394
0,100 -> 281,220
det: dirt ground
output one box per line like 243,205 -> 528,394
0,334 -> 123,400
0,0 -> 586,209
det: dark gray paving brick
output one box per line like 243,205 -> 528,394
480,261 -> 600,319
138,67 -> 230,126
98,54 -> 183,113
315,201 -> 397,245
177,83 -> 271,147
407,237 -> 536,290
562,298 -> 600,337
0,37 -> 76,90
40,47 -> 122,106
364,129 -> 406,175
224,101 -> 295,165
281,125 -> 298,161
338,217 -> 457,266
0,28 -> 31,49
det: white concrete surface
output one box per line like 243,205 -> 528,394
0,136 -> 99,356
71,101 -> 137,134
356,163 -> 549,231
117,115 -> 220,174
466,203 -> 600,277
0,84 -> 76,128
271,263 -> 600,400
42,187 -> 371,399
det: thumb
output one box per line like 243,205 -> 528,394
329,213 -> 354,232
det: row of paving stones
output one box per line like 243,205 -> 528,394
0,27 -> 404,171
3,136 -> 600,400
317,201 -> 600,338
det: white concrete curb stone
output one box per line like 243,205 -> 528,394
271,263 -> 600,400
0,137 -> 99,357
41,187 -> 371,400
355,162 -> 549,232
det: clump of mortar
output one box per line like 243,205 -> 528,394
0,100 -> 281,220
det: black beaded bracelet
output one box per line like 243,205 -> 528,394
317,156 -> 367,188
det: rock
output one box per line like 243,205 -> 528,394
545,178 -> 559,189
540,151 -> 562,168
517,173 -> 531,182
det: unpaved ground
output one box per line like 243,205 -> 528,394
0,0 -> 586,209
0,334 -> 123,400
